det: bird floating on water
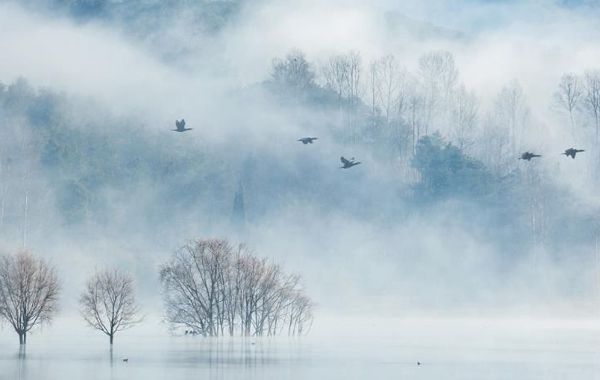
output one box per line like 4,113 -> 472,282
340,156 -> 361,169
173,119 -> 192,132
298,137 -> 318,144
519,152 -> 541,161
562,147 -> 585,159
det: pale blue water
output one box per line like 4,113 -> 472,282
1,318 -> 599,380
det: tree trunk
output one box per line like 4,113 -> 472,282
110,334 -> 114,345
19,331 -> 26,345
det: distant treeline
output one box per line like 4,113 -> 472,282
0,47 -> 599,258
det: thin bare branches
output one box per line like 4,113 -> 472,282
79,269 -> 141,345
160,239 -> 313,337
0,251 -> 60,344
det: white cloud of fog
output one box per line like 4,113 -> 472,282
2,0 -> 600,320
3,0 -> 600,140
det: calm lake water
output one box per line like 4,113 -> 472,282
1,317 -> 600,380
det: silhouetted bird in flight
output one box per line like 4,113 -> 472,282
173,119 -> 192,132
519,152 -> 541,161
122,358 -> 129,363
298,137 -> 318,144
340,156 -> 361,169
562,147 -> 584,159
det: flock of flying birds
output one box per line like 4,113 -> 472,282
173,119 -> 584,167
173,119 -> 361,169
520,147 -> 585,161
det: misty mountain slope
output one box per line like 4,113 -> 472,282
0,75 -> 597,266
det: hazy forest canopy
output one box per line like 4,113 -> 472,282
2,0 -> 600,329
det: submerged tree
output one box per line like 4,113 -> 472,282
0,251 -> 60,344
79,269 -> 141,345
159,239 -> 313,337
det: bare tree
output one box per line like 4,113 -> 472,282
450,84 -> 479,151
346,51 -> 362,103
418,51 -> 458,134
0,251 -> 60,344
270,50 -> 316,94
406,76 -> 425,153
368,55 -> 406,123
554,73 -> 582,131
322,51 -> 362,141
323,55 -> 348,100
322,51 -> 362,102
584,70 -> 600,143
477,113 -> 513,176
80,269 -> 141,345
288,292 -> 314,336
377,55 -> 400,123
160,239 -> 234,337
368,59 -> 381,120
493,80 -> 529,156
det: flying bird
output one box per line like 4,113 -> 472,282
298,137 -> 318,144
340,156 -> 361,169
519,152 -> 541,161
173,119 -> 192,132
122,358 -> 129,363
562,147 -> 585,159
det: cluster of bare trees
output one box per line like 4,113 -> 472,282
322,51 -> 362,103
0,240 -> 313,345
552,70 -> 600,177
312,50 -> 541,170
0,250 -> 141,345
160,239 -> 313,337
317,50 -> 480,156
554,70 -> 600,142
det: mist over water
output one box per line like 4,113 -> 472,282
3,317 -> 600,380
2,0 -> 600,378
